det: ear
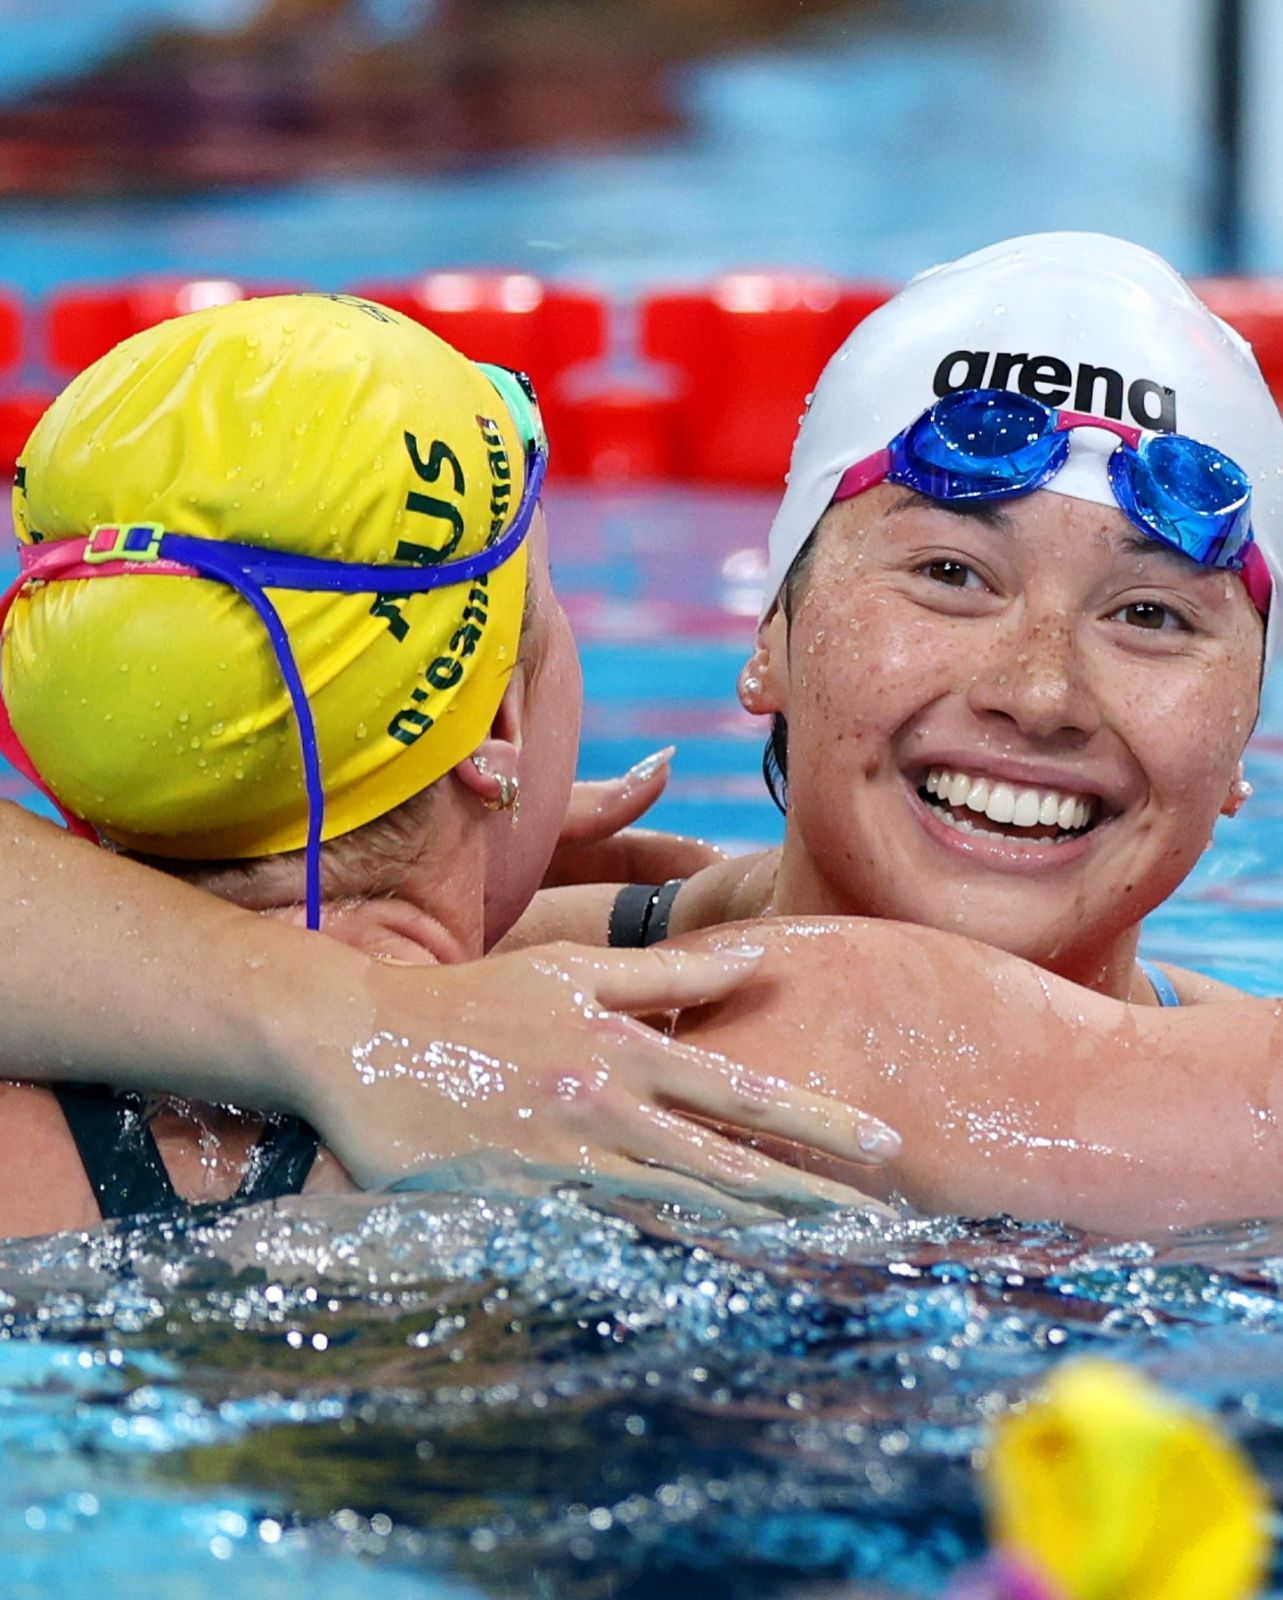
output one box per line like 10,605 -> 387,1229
310,898 -> 441,963
737,606 -> 791,716
264,899 -> 440,962
456,664 -> 526,806
1220,760 -> 1253,819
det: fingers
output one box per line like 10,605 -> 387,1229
557,748 -> 674,845
563,942 -> 765,1014
648,1035 -> 901,1166
592,826 -> 727,882
634,1105 -> 899,1218
580,1154 -> 777,1224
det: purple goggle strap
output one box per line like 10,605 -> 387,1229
0,446 -> 545,931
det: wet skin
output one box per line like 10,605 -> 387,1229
671,916 -> 1283,1233
474,508 -> 584,949
742,484 -> 1265,999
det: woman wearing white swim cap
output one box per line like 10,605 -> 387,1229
712,236 -> 1269,1002
509,235 -> 1283,1230
699,231 -> 1281,1004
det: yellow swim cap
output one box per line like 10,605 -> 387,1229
2,294 -> 534,863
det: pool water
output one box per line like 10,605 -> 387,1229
4,490 -> 1283,1598
6,1191 -> 1283,1598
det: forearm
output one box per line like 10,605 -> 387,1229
495,884 -> 616,951
0,803 -> 356,1110
3,812 -> 885,1204
497,850 -> 779,953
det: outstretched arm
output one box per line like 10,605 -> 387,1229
0,804 -> 899,1213
676,917 -> 1283,1234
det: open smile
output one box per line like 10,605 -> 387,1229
915,765 -> 1105,849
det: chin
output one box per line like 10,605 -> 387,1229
867,885 -> 1095,972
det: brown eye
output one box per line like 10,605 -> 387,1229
1115,600 -> 1183,631
921,559 -> 974,587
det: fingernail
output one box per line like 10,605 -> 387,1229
858,1122 -> 901,1158
626,745 -> 676,781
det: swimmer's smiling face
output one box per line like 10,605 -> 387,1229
742,482 -> 1265,993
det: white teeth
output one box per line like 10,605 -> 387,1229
986,784 -> 1016,824
932,806 -> 1065,847
964,777 -> 991,812
919,766 -> 1098,838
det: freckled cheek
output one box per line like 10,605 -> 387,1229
794,653 -> 889,747
1136,677 -> 1257,811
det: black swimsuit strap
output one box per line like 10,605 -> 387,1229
52,1083 -> 320,1222
52,1083 -> 181,1221
235,1114 -> 321,1203
608,879 -> 685,948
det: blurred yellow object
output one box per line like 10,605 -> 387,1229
987,1359 -> 1270,1600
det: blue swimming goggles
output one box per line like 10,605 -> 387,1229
832,387 -> 1270,615
0,363 -> 548,933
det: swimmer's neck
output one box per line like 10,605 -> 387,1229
267,895 -> 476,966
181,787 -> 493,966
764,842 -> 1147,1002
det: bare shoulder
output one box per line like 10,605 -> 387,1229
0,1080 -> 101,1236
1152,961 -> 1261,1005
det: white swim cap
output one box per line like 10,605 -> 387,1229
763,232 -> 1283,664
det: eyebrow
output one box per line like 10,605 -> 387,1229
891,491 -> 1220,584
1114,530 -> 1217,581
887,488 -> 1014,530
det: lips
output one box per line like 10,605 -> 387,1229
919,765 -> 1100,842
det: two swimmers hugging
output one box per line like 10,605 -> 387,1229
5,236 -> 1283,1236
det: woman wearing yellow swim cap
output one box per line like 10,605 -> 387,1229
0,294 -> 901,1235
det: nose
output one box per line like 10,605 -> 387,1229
965,609 -> 1102,743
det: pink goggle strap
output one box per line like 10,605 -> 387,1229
832,448 -> 892,506
0,538 -> 198,840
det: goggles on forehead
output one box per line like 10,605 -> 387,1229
0,362 -> 547,933
831,387 -> 1271,617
